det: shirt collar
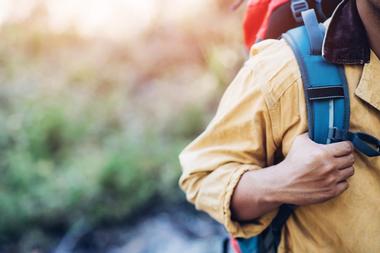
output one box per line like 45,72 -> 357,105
323,0 -> 370,65
355,51 -> 380,111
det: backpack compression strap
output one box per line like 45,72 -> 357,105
283,9 -> 380,157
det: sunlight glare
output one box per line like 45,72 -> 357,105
0,0 -> 209,40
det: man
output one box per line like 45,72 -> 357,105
179,0 -> 380,252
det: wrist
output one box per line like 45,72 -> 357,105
258,162 -> 292,205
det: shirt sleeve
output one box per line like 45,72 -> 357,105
178,39 -> 300,238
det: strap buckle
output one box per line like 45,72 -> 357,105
328,127 -> 348,142
291,0 -> 309,23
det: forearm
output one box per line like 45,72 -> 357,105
231,163 -> 286,222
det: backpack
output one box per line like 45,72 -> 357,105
242,0 -> 341,48
224,5 -> 380,253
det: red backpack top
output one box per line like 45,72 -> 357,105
243,0 -> 288,47
242,0 -> 341,49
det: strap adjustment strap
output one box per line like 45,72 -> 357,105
301,9 -> 324,55
291,0 -> 309,23
328,127 -> 380,157
351,132 -> 380,157
307,86 -> 344,101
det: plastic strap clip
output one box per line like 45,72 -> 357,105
291,0 -> 309,23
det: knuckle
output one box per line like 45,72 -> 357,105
313,148 -> 328,161
343,141 -> 354,153
323,161 -> 336,172
348,142 -> 354,152
347,167 -> 355,177
309,152 -> 320,162
332,187 -> 341,197
326,174 -> 337,185
349,154 -> 355,164
335,182 -> 349,196
332,188 -> 341,197
320,148 -> 331,159
341,182 -> 349,192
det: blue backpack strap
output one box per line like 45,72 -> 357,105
234,205 -> 294,253
237,237 -> 259,253
283,9 -> 380,156
283,9 -> 349,145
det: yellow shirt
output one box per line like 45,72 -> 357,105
179,39 -> 380,252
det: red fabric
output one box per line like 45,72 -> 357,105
243,0 -> 289,48
231,237 -> 242,253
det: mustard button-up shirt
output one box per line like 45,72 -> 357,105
179,38 -> 380,252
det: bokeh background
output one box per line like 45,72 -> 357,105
0,0 -> 247,252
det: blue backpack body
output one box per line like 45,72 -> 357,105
226,8 -> 380,253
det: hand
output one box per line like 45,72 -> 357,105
277,133 -> 355,206
231,133 -> 355,221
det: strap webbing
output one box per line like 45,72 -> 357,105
269,205 -> 295,250
329,128 -> 380,157
302,9 -> 323,54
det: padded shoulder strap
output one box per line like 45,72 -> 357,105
283,9 -> 380,157
283,9 -> 349,145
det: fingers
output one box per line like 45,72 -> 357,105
337,166 -> 355,182
334,181 -> 349,196
334,153 -> 355,169
324,141 -> 354,157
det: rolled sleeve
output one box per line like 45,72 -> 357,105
222,164 -> 278,237
179,40 -> 299,237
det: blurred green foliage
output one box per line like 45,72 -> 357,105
0,2 -> 244,250
0,86 -> 187,239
